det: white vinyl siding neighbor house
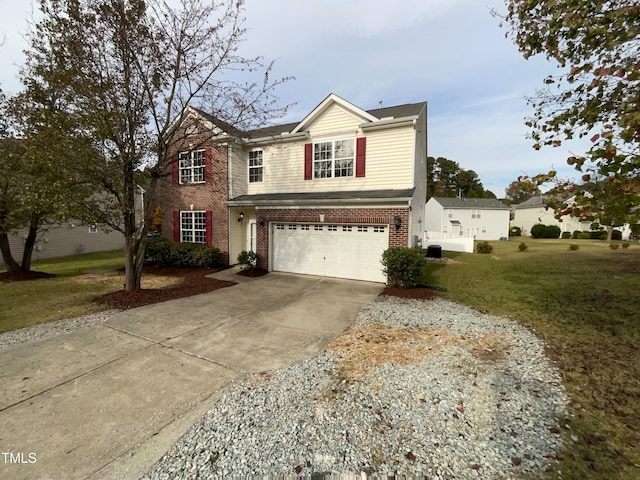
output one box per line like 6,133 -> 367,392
425,197 -> 510,243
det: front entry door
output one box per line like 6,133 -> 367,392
247,220 -> 256,252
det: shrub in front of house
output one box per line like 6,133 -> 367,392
577,232 -> 591,239
518,242 -> 528,252
561,231 -> 571,239
609,243 -> 620,250
569,244 -> 580,251
531,224 -> 561,238
572,230 -> 581,239
381,246 -> 425,287
612,230 -> 622,240
144,236 -> 222,268
476,241 -> 493,254
622,242 -> 630,249
237,250 -> 258,270
509,226 -> 522,237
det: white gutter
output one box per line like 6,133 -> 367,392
243,131 -> 309,145
360,116 -> 417,132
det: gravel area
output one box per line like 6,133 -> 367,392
143,297 -> 569,480
0,310 -> 121,349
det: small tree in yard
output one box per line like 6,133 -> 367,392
381,247 -> 425,288
23,0 -> 291,290
499,1 -> 640,241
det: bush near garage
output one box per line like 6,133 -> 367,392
381,246 -> 425,288
144,236 -> 222,268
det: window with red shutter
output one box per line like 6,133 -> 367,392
356,137 -> 366,177
304,143 -> 312,180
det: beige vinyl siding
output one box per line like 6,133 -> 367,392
245,125 -> 415,195
409,106 -> 427,246
229,144 -> 247,198
5,223 -> 124,263
306,103 -> 363,137
364,127 -> 415,189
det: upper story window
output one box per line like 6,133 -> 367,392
471,209 -> 481,219
179,149 -> 205,184
249,150 -> 263,183
314,139 -> 354,179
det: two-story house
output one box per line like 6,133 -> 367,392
157,93 -> 427,283
425,197 -> 510,242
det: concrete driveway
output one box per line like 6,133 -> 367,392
0,269 -> 382,480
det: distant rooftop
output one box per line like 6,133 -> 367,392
431,197 -> 509,210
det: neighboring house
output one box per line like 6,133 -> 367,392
424,197 -> 510,243
512,195 -> 592,237
157,93 -> 427,283
5,222 -> 125,263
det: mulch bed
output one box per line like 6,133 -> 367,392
93,265 -> 236,310
379,286 -> 441,300
236,268 -> 269,277
0,270 -> 56,282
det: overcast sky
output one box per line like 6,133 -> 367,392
0,0 -> 584,197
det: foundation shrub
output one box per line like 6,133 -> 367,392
381,246 -> 425,287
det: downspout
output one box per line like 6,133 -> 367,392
227,143 -> 233,261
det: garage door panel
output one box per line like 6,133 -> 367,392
272,223 -> 388,283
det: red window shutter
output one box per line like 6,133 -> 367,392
304,143 -> 313,180
205,211 -> 213,246
172,155 -> 179,183
205,147 -> 212,182
173,211 -> 180,242
356,137 -> 366,178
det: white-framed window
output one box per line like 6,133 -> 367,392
481,226 -> 487,233
358,226 -> 368,232
276,224 -> 285,230
288,224 -> 297,231
88,224 -> 98,234
313,139 -> 354,179
471,210 -> 481,219
180,211 -> 207,243
342,226 -> 352,232
301,224 -> 310,231
373,226 -> 386,233
249,150 -> 263,183
314,225 -> 323,231
328,225 -> 338,231
447,210 -> 454,219
179,149 -> 206,184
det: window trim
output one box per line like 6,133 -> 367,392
248,149 -> 264,183
179,149 -> 206,184
313,138 -> 355,179
180,210 -> 207,244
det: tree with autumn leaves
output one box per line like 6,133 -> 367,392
500,1 -> 640,235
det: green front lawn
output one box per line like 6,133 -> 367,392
0,250 -> 125,333
421,238 -> 640,479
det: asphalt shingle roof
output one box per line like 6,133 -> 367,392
432,197 -> 509,210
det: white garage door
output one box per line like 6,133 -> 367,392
272,223 -> 389,283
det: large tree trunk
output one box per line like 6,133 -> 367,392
0,230 -> 22,273
21,213 -> 41,271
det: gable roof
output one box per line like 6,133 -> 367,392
290,93 -> 379,134
512,195 -> 548,209
177,94 -> 427,141
431,197 -> 509,210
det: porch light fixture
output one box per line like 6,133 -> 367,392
258,217 -> 265,226
237,211 -> 244,223
393,215 -> 402,230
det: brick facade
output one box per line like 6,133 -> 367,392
156,144 -> 230,264
254,207 -> 410,270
